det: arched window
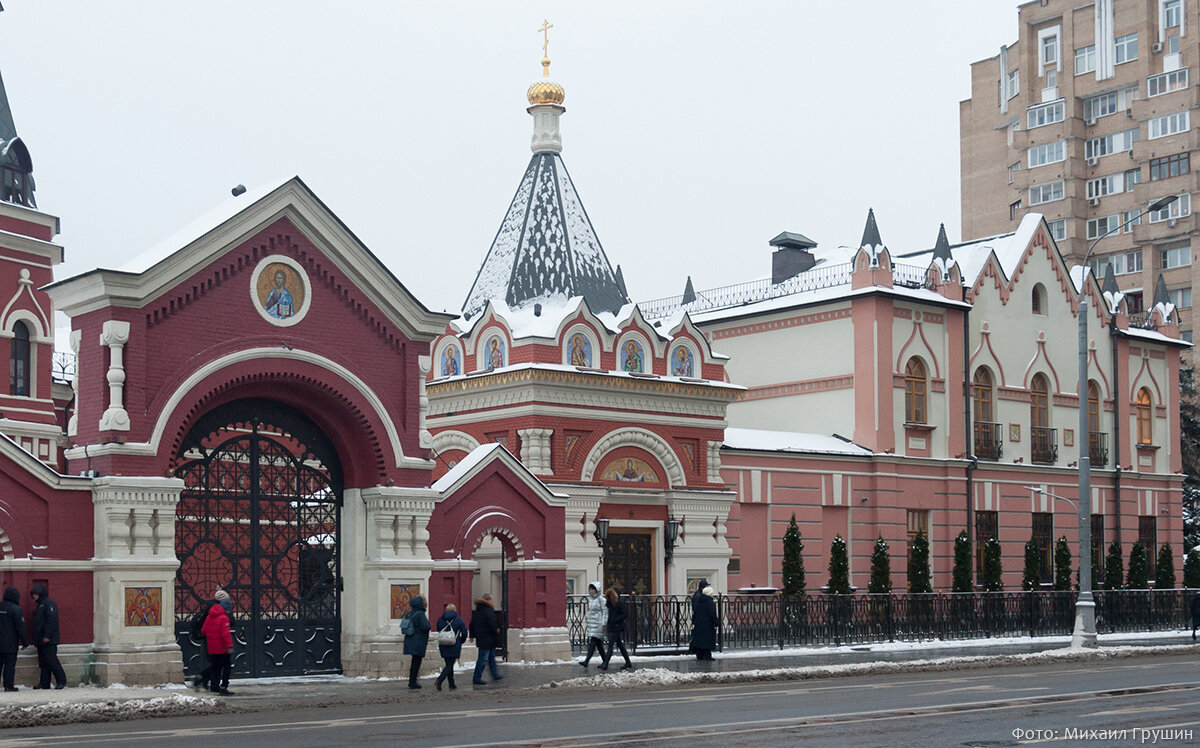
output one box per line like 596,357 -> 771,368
1030,374 -> 1049,428
1136,388 -> 1153,444
905,358 -> 927,424
1032,283 -> 1047,315
973,368 -> 994,422
1087,381 -> 1101,432
9,321 -> 29,397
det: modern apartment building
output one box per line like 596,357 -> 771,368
962,0 -> 1198,342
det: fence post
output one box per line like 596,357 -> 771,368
887,594 -> 895,643
717,595 -> 724,653
777,594 -> 784,649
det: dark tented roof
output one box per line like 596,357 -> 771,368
860,208 -> 883,248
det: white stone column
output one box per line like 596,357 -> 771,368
417,354 -> 432,450
67,330 -> 81,437
91,476 -> 184,686
98,321 -> 131,432
518,428 -> 553,474
341,485 -> 437,678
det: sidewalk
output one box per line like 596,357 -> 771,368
0,630 -> 1194,728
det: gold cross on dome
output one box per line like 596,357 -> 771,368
538,19 -> 554,58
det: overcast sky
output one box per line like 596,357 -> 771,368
1,1 -> 1020,318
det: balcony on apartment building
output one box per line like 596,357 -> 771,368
1031,426 -> 1058,464
974,421 -> 1003,460
1089,430 -> 1109,468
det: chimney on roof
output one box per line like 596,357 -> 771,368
769,231 -> 817,284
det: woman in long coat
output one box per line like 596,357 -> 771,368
602,588 -> 632,670
689,582 -> 718,661
579,582 -> 609,668
403,595 -> 431,689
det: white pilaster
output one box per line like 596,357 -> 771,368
67,329 -> 81,437
98,320 -> 131,432
518,427 -> 553,474
529,104 -> 564,154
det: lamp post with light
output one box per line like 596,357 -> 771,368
1071,194 -> 1177,648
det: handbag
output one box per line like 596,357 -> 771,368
438,622 -> 457,646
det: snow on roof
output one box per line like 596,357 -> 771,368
689,282 -> 968,325
1121,326 -> 1191,346
116,178 -> 292,274
432,360 -> 744,391
431,443 -> 505,493
722,428 -> 873,456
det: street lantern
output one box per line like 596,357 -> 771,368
593,516 -> 609,548
665,517 -> 682,564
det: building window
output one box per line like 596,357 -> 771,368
1010,200 -> 1022,220
974,368 -> 994,423
1028,140 -> 1067,168
1164,0 -> 1182,29
1115,33 -> 1138,64
1149,153 -> 1189,181
905,358 -> 927,424
975,511 -> 998,584
1087,174 -> 1123,199
1124,168 -> 1142,191
1127,291 -> 1145,313
974,368 -> 1001,460
1032,283 -> 1047,315
1029,181 -> 1064,206
1139,515 -> 1157,581
1026,100 -> 1064,129
1084,91 -> 1119,121
1030,373 -> 1056,463
906,510 -> 930,590
1122,210 -> 1142,232
1008,161 -> 1021,184
1032,512 -> 1053,584
1148,111 -> 1189,139
1089,249 -> 1143,277
1046,219 -> 1067,241
1147,193 -> 1192,222
1161,242 -> 1191,269
1087,215 -> 1121,240
1074,45 -> 1096,75
8,321 -> 29,397
1136,387 -> 1154,444
1006,69 -> 1021,100
1184,330 -> 1194,343
1085,128 -> 1140,160
1087,380 -> 1101,431
1041,32 -> 1059,70
1148,68 -> 1189,97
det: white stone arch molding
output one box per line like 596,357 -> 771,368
561,323 -> 600,367
64,347 -> 432,469
579,428 -> 687,488
0,269 -> 51,341
430,430 -> 481,459
0,309 -> 50,343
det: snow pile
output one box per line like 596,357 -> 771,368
0,693 -> 223,729
540,643 -> 1198,690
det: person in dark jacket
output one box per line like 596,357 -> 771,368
1192,590 -> 1200,640
402,595 -> 431,689
0,587 -> 26,691
433,603 -> 468,691
200,589 -> 234,695
468,593 -> 503,685
29,585 -> 65,689
689,581 -> 718,661
601,588 -> 632,671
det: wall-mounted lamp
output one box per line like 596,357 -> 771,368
860,496 -> 869,503
593,516 -> 609,548
665,517 -> 682,565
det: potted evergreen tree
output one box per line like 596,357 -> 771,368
1054,537 -> 1072,591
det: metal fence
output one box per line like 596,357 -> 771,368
567,590 -> 1198,654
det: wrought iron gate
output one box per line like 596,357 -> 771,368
174,399 -> 342,678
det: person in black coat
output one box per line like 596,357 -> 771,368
1192,590 -> 1200,641
29,585 -> 66,689
602,588 -> 633,671
689,581 -> 718,661
402,596 -> 431,689
0,587 -> 27,691
433,603 -> 468,691
468,593 -> 503,685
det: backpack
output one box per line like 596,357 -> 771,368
400,613 -> 415,637
189,609 -> 208,641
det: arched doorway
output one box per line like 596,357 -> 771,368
173,398 -> 343,678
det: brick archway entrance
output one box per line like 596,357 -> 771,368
174,398 -> 342,678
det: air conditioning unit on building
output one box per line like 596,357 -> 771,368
1168,217 -> 1178,227
1085,115 -> 1097,125
1087,156 -> 1100,166
1089,197 -> 1101,206
1153,41 -> 1164,52
1126,108 -> 1133,117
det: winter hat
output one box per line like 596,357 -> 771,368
703,586 -> 716,597
214,589 -> 230,602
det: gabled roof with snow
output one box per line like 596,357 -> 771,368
899,213 -> 1043,288
722,428 -> 873,456
462,152 -> 628,318
431,442 -> 569,504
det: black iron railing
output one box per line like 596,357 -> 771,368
974,421 -> 1003,460
567,590 -> 1197,654
1031,426 -> 1058,463
1089,431 -> 1109,467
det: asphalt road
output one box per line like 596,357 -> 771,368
1,654 -> 1197,747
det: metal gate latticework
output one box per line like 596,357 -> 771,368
174,399 -> 342,678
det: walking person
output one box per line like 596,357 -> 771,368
689,580 -> 718,662
29,585 -> 66,689
434,603 -> 468,691
1192,589 -> 1200,641
402,595 -> 431,689
579,582 -> 609,668
0,587 -> 26,691
200,589 -> 234,695
602,588 -> 632,671
468,593 -> 503,685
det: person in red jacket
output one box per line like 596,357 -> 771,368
200,589 -> 234,695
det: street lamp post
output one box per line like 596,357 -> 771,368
1071,194 -> 1176,648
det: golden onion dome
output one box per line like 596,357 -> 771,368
527,56 -> 565,105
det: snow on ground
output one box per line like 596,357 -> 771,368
540,642 -> 1198,690
0,693 -> 221,729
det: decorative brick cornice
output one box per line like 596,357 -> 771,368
710,308 -> 850,340
743,375 -> 853,402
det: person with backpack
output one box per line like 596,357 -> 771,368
29,585 -> 66,689
0,587 -> 27,692
433,603 -> 468,691
200,589 -> 234,695
402,595 -> 430,689
601,588 -> 632,671
468,593 -> 503,685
